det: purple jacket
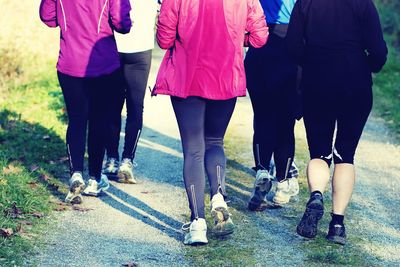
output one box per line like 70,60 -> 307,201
39,0 -> 132,77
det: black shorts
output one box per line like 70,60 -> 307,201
303,88 -> 373,166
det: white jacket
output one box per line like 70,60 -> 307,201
115,0 -> 158,53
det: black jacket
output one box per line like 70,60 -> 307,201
286,0 -> 388,91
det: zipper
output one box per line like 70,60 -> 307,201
59,0 -> 67,31
98,0 -> 109,34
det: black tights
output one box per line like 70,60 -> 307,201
58,70 -> 123,180
106,50 -> 152,160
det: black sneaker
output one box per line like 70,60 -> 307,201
296,194 -> 324,238
248,170 -> 272,211
326,222 -> 346,245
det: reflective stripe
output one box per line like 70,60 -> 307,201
190,185 -> 199,219
98,0 -> 109,34
283,157 -> 291,180
59,0 -> 67,31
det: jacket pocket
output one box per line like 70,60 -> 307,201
153,48 -> 176,95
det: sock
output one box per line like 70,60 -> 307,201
331,213 -> 344,226
310,190 -> 323,199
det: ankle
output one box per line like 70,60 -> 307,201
330,213 -> 344,226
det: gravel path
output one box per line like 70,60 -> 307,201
34,48 -> 400,266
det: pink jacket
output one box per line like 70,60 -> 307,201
154,0 -> 268,100
39,0 -> 131,77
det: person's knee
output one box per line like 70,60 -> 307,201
205,136 -> 223,149
332,147 -> 355,165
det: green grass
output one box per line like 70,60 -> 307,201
0,70 -> 70,266
372,43 -> 400,138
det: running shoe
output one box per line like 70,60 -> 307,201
65,172 -> 85,204
83,174 -> 110,196
210,192 -> 234,236
117,158 -> 137,184
273,178 -> 300,205
103,157 -> 119,176
182,218 -> 208,245
326,222 -> 346,245
296,193 -> 324,238
248,170 -> 273,211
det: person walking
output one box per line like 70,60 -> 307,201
154,0 -> 268,245
102,0 -> 158,184
39,0 -> 132,203
286,0 -> 387,244
245,0 -> 301,211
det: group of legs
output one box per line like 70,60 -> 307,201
61,46 -> 372,247
63,50 -> 152,203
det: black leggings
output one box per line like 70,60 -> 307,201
58,69 -> 123,179
106,50 -> 152,160
171,96 -> 237,221
303,88 -> 373,166
245,33 -> 299,181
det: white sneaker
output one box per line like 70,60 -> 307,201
83,174 -> 110,196
183,218 -> 208,245
117,158 -> 137,184
65,172 -> 85,204
210,192 -> 234,236
273,178 -> 300,205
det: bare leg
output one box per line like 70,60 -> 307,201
307,158 -> 330,193
331,163 -> 355,215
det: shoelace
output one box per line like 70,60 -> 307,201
181,222 -> 191,232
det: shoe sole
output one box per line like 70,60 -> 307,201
117,170 -> 137,184
248,199 -> 268,211
296,203 -> 324,238
326,235 -> 346,245
65,180 -> 85,204
211,207 -> 234,236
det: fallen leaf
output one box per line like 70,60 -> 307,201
0,228 -> 13,238
54,206 -> 69,212
72,206 -> 93,212
40,174 -> 50,181
29,165 -> 39,172
2,164 -> 22,175
4,202 -> 23,219
141,191 -> 149,194
28,181 -> 38,189
58,157 -> 69,163
19,221 -> 33,226
122,261 -> 138,267
30,212 -> 44,218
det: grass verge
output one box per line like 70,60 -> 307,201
0,69 -> 70,266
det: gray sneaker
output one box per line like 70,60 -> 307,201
117,158 -> 137,184
103,157 -> 119,176
248,170 -> 273,211
65,172 -> 85,204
